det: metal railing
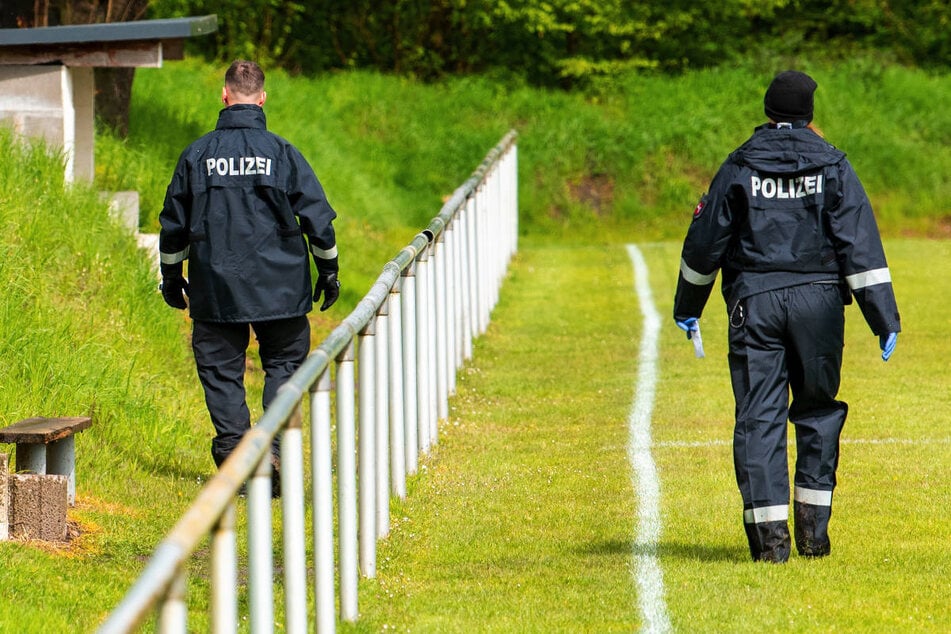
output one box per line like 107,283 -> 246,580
97,130 -> 518,633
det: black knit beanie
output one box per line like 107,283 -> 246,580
764,70 -> 817,123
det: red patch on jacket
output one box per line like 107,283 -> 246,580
693,199 -> 705,218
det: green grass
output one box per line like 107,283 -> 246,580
97,58 -> 951,250
346,243 -> 642,632
1,57 -> 949,631
644,240 -> 951,632
345,238 -> 951,632
0,129 -> 208,631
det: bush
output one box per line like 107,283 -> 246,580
147,1 -> 950,86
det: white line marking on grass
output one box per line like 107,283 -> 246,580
842,437 -> 951,445
655,437 -> 951,449
626,244 -> 672,634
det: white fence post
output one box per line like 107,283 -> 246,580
464,195 -> 479,353
435,231 -> 449,421
311,368 -> 335,634
337,341 -> 358,621
358,323 -> 377,578
415,247 -> 431,456
388,282 -> 407,499
375,308 -> 391,538
401,263 -> 419,476
281,405 -> 308,634
210,504 -> 237,634
157,568 -> 187,634
247,453 -> 274,634
427,238 -> 439,444
444,222 -> 458,396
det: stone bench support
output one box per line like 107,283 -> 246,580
0,416 -> 92,506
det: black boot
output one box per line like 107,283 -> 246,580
794,501 -> 831,557
744,520 -> 791,563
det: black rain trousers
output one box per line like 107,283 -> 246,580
728,282 -> 847,545
192,316 -> 310,467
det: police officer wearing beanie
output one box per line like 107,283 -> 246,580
159,60 -> 340,495
673,70 -> 900,562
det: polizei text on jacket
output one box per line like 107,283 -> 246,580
750,173 -> 823,199
205,156 -> 273,176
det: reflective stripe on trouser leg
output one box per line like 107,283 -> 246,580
742,513 -> 791,563
794,487 -> 832,507
743,505 -> 789,524
794,487 -> 833,557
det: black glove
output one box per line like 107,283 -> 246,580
160,262 -> 188,310
314,271 -> 340,311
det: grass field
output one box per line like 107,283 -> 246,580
1,58 -> 949,631
344,238 -> 951,632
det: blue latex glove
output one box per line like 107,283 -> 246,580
879,332 -> 898,362
675,317 -> 700,340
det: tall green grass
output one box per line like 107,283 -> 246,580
0,128 -> 209,632
98,58 -> 951,253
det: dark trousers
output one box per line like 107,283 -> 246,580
192,316 -> 310,467
728,283 -> 847,558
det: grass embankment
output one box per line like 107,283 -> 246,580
0,59 -> 947,631
100,57 -> 951,248
0,130 -> 204,630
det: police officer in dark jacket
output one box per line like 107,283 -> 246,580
159,60 -> 340,495
673,70 -> 900,562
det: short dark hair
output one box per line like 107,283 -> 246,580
225,60 -> 265,96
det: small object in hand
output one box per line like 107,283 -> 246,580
691,322 -> 705,358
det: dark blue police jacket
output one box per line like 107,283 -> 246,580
159,104 -> 337,323
674,124 -> 900,337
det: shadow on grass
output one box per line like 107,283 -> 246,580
579,539 -> 746,563
139,454 -> 211,485
655,540 -> 747,563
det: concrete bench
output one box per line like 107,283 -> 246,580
0,416 -> 92,506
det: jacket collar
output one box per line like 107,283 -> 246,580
215,104 -> 267,130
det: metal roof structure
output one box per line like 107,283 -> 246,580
0,15 -> 218,183
0,15 -> 217,66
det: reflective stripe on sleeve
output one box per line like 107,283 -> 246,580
311,244 -> 338,259
794,486 -> 833,507
845,267 -> 891,291
743,504 -> 789,524
160,246 -> 189,265
680,258 -> 717,286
